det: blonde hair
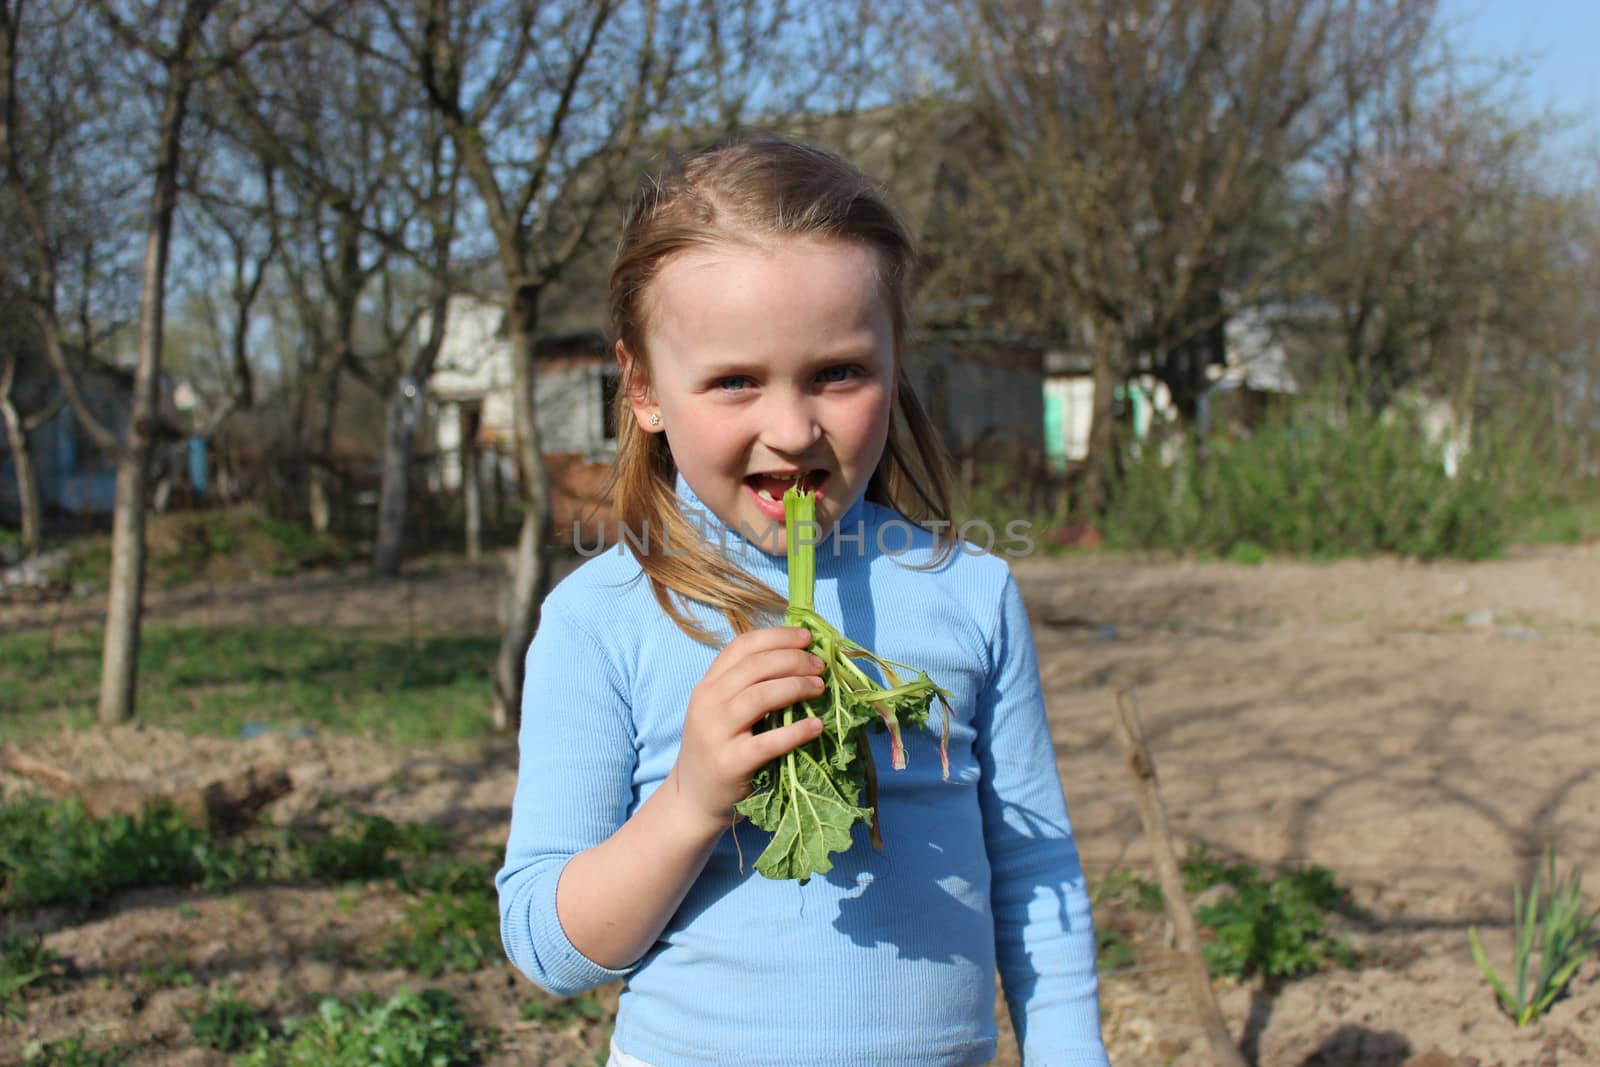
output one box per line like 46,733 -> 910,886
607,132 -> 956,643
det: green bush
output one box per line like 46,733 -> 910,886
234,988 -> 489,1067
0,797 -> 216,912
1105,394 -> 1536,560
1182,847 -> 1358,980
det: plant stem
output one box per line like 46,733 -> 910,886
785,487 -> 815,614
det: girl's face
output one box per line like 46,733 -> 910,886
622,236 -> 896,554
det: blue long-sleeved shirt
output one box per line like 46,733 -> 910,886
497,478 -> 1108,1066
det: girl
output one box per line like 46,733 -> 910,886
497,134 -> 1109,1066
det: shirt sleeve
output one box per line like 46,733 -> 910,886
975,571 -> 1110,1066
495,596 -> 640,997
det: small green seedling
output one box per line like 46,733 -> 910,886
1470,848 -> 1600,1026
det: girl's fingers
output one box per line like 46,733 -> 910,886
731,674 -> 825,733
700,626 -> 811,688
712,647 -> 822,703
741,713 -> 824,768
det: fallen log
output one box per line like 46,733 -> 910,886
0,744 -> 291,834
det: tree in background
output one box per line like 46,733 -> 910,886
215,7 -> 463,567
1,0 -> 133,558
361,0 -> 884,729
1289,36 -> 1547,415
5,0 -> 324,723
923,0 -> 1436,514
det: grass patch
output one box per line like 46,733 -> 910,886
519,993 -> 608,1026
0,795 -> 453,914
18,1035 -> 135,1066
185,988 -> 273,1052
0,624 -> 498,746
235,988 -> 491,1067
384,858 -> 501,977
1,931 -> 67,1020
1515,488 -> 1600,546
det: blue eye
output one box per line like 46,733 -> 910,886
818,365 -> 859,384
715,376 -> 752,392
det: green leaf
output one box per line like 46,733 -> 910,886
1469,926 -> 1519,1018
739,748 -> 870,884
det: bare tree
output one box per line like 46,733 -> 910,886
371,128 -> 459,575
6,0 -> 313,723
0,291 -> 59,555
925,0 -> 1437,513
184,144 -> 281,420
354,0 -> 867,728
0,0 -> 129,556
1293,48 -> 1556,414
91,0 -> 234,722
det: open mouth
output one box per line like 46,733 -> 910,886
744,469 -> 828,505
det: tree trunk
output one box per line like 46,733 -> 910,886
373,378 -> 420,575
1078,326 -> 1120,517
374,267 -> 450,575
492,282 -> 553,732
306,363 -> 341,535
0,383 -> 43,557
98,47 -> 196,725
461,403 -> 482,562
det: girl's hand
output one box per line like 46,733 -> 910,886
668,625 -> 825,834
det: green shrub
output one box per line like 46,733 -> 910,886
1182,846 -> 1358,980
1105,394 -> 1535,560
235,988 -> 489,1067
287,815 -> 411,884
0,797 -> 215,912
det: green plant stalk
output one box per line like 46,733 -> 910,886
1469,848 -> 1600,1027
733,485 -> 952,884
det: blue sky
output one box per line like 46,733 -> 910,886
1440,0 -> 1600,155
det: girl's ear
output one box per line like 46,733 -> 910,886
616,340 -> 662,432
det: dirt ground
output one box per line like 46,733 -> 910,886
3,539 -> 1599,1066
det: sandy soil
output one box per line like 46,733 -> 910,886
3,541 -> 1599,1066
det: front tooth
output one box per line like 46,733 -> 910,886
758,488 -> 777,502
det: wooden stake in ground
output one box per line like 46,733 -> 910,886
1114,690 -> 1249,1067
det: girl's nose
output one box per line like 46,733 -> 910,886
759,396 -> 822,455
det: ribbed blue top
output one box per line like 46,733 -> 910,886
496,476 -> 1108,1066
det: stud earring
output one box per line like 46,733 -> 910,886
648,412 -> 661,427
